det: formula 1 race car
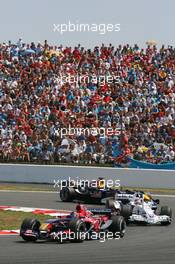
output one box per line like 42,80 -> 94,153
106,190 -> 160,212
20,204 -> 126,243
60,180 -> 159,208
105,193 -> 172,225
59,179 -> 117,204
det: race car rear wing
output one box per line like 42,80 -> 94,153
115,193 -> 134,201
88,208 -> 112,215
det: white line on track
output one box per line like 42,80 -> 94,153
0,190 -> 58,193
153,194 -> 175,198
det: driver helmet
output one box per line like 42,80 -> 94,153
143,193 -> 151,202
97,177 -> 105,189
76,204 -> 83,213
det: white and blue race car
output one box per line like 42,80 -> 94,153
106,192 -> 172,225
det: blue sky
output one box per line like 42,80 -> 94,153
0,0 -> 174,48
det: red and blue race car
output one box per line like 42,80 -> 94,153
20,204 -> 126,243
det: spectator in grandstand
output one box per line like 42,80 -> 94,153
0,40 -> 175,166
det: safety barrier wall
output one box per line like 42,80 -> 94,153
117,158 -> 175,170
0,163 -> 175,189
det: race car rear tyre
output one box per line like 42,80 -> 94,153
109,215 -> 126,238
120,204 -> 133,219
105,198 -> 115,209
160,206 -> 172,218
60,187 -> 76,202
69,219 -> 86,242
20,218 -> 40,241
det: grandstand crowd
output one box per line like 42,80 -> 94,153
0,39 -> 175,165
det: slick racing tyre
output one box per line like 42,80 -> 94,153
69,219 -> 86,242
160,206 -> 172,225
160,206 -> 172,218
120,204 -> 133,219
109,215 -> 126,238
60,187 -> 76,202
105,198 -> 115,209
20,218 -> 41,241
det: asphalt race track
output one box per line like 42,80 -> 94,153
0,191 -> 175,264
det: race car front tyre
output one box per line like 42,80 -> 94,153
60,187 -> 75,202
20,218 -> 41,241
160,206 -> 172,218
109,215 -> 126,238
160,206 -> 172,225
69,219 -> 86,242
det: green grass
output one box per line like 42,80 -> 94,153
0,210 -> 51,230
0,184 -> 175,194
0,184 -> 54,192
